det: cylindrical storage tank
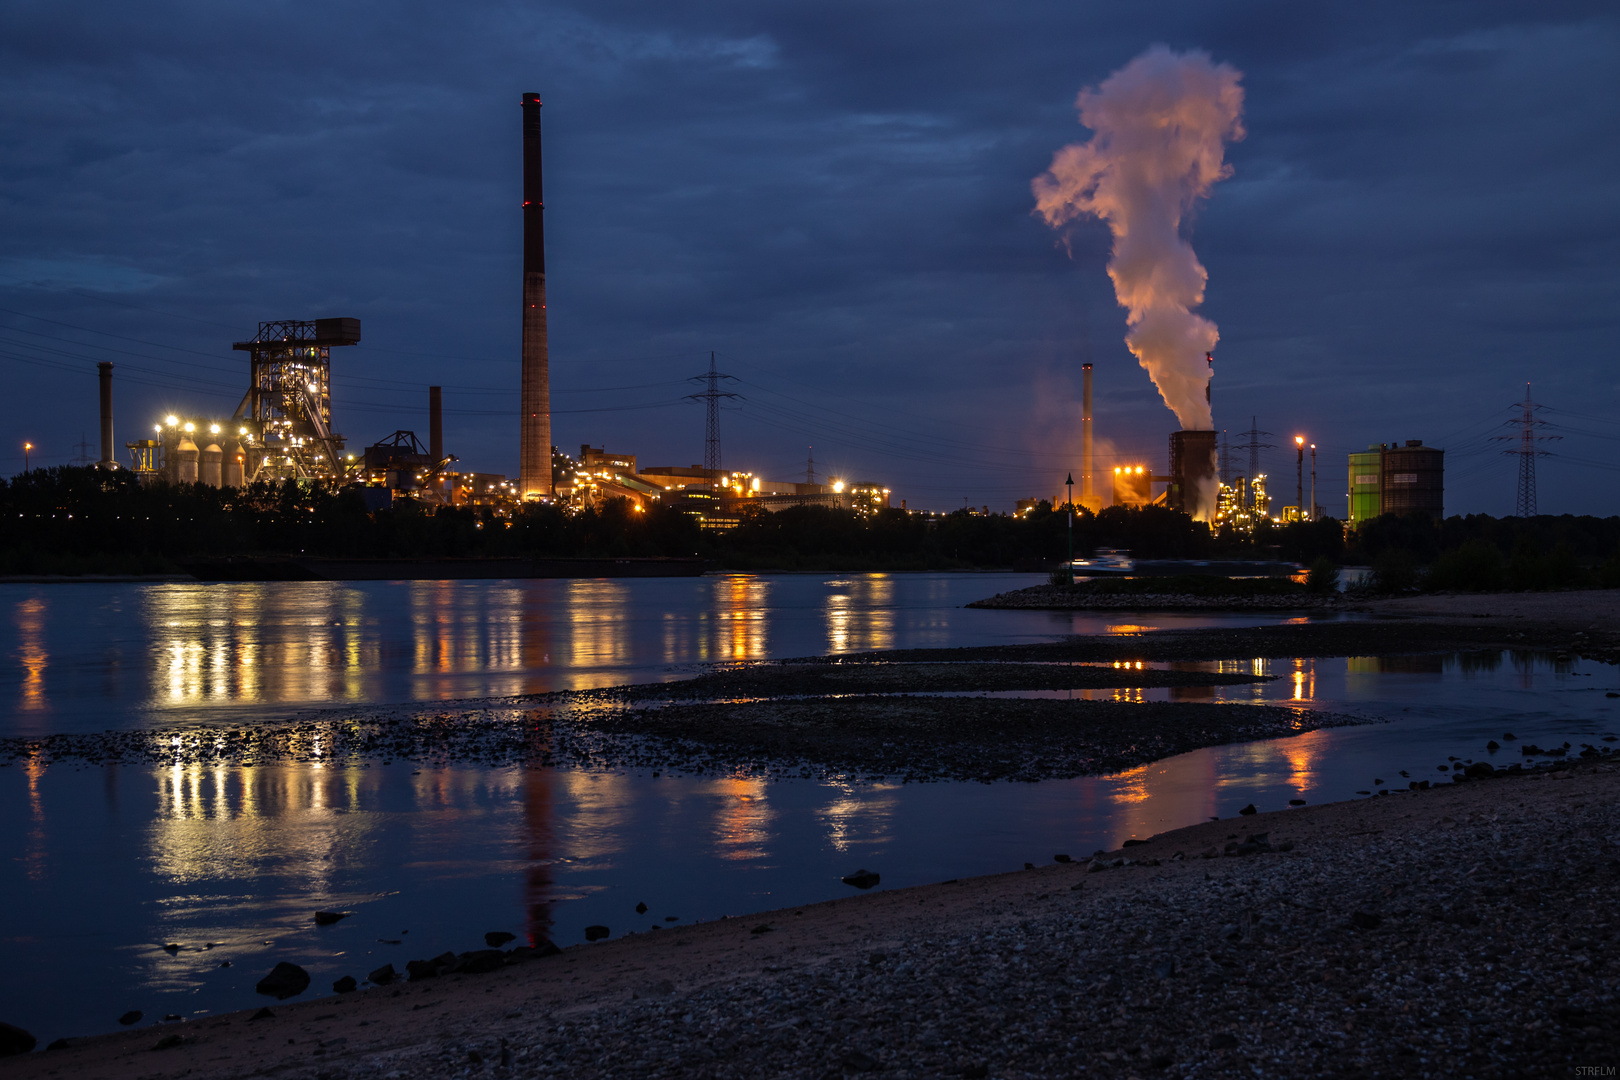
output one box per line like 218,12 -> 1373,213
222,441 -> 244,488
175,436 -> 199,484
201,443 -> 223,487
1169,430 -> 1218,520
1381,441 -> 1443,518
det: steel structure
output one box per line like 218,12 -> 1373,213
1494,384 -> 1558,517
686,352 -> 737,486
231,318 -> 358,482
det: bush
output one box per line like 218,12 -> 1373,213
1505,539 -> 1586,591
1601,544 -> 1620,589
1369,549 -> 1418,592
1305,557 -> 1341,594
1425,540 -> 1505,592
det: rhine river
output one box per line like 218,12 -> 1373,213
1,573 -> 1613,1041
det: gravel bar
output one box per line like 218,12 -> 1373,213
0,693 -> 1367,785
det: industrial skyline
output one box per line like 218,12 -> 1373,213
1,3 -> 1617,515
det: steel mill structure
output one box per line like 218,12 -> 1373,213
231,318 -> 359,481
518,91 -> 552,500
1167,429 -> 1218,520
1346,440 -> 1445,525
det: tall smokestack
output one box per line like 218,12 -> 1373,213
519,91 -> 552,499
97,362 -> 114,466
429,385 -> 443,463
1080,362 -> 1094,511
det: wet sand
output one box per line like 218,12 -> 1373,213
10,758 -> 1615,1079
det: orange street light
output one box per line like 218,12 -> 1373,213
23,442 -> 33,471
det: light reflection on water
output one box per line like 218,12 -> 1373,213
1,573 -> 1331,734
0,647 -> 1615,1040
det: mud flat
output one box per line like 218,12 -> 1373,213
10,758 -> 1615,1079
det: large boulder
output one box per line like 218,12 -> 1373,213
0,1022 -> 36,1057
255,962 -> 311,1000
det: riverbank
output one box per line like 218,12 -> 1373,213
10,757 -> 1614,1079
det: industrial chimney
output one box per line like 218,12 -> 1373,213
97,362 -> 115,467
429,385 -> 443,463
1080,363 -> 1094,511
518,92 -> 552,499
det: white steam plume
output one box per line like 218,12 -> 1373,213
1033,46 -> 1244,432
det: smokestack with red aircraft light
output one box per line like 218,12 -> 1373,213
518,91 -> 552,500
1081,362 -> 1094,511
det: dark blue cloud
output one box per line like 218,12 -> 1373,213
1,0 -> 1616,512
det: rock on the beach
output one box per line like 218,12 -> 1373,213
249,1007 -> 274,1021
1238,804 -> 1257,816
333,976 -> 357,994
1349,911 -> 1383,930
118,1011 -> 142,1026
152,1033 -> 183,1051
453,950 -> 507,974
254,961 -> 311,1000
313,910 -> 349,926
0,1022 -> 36,1057
484,931 -> 516,948
584,925 -> 611,942
367,963 -> 397,985
842,869 -> 881,889
635,902 -> 648,914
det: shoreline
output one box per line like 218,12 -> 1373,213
10,758 -> 1615,1078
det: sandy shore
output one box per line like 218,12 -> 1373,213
9,759 -> 1616,1080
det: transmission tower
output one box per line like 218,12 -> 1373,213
1231,416 -> 1277,510
805,446 -> 816,485
71,432 -> 93,466
685,352 -> 738,486
1492,384 -> 1559,517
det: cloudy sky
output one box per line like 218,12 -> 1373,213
2,0 -> 1616,515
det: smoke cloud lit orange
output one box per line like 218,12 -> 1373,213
1033,46 -> 1244,432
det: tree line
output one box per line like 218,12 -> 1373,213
1,467 -> 1616,589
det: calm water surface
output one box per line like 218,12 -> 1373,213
2,574 -> 1615,1043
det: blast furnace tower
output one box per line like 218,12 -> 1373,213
231,318 -> 358,482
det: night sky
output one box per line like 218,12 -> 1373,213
2,1 -> 1616,515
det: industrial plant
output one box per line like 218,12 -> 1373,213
64,92 -> 895,531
